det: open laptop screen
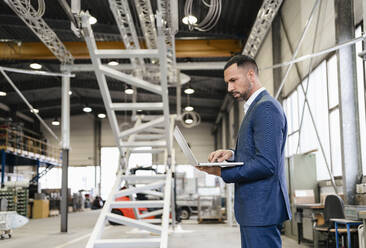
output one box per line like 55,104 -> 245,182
173,126 -> 198,166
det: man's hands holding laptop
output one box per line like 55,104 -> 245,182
197,149 -> 234,176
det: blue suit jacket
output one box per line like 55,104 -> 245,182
221,90 -> 291,226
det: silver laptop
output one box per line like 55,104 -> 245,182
173,126 -> 243,167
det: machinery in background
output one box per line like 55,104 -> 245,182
108,194 -> 155,225
197,187 -> 223,223
108,166 -> 160,225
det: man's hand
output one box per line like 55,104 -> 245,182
196,149 -> 233,176
197,166 -> 221,176
208,149 -> 233,162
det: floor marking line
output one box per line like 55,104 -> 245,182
54,226 -> 112,248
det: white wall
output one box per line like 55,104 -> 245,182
43,115 -> 215,167
280,0 -> 336,96
42,115 -> 95,167
101,115 -> 132,147
256,28 -> 274,95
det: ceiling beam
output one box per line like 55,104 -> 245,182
10,91 -> 223,111
17,102 -> 219,121
1,75 -> 225,92
0,40 -> 242,60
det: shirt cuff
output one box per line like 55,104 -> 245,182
228,150 -> 235,161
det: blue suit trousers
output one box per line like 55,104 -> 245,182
239,224 -> 282,248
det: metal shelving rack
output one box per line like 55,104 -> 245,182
0,188 -> 28,217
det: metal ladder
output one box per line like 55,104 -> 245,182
81,5 -> 174,247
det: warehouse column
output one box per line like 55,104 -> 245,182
233,102 -> 239,139
36,160 -> 40,189
222,114 -> 234,226
94,117 -> 101,195
1,149 -> 5,187
61,70 -> 70,232
225,112 -> 230,150
335,0 -> 362,204
272,14 -> 282,103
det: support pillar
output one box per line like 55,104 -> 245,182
272,14 -> 282,102
61,71 -> 70,232
1,150 -> 5,187
36,160 -> 40,192
335,0 -> 362,204
94,117 -> 101,195
233,101 -> 239,139
221,115 -> 234,226
221,116 -> 227,149
225,113 -> 231,150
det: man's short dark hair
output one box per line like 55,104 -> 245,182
224,55 -> 259,75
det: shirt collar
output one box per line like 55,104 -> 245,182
244,87 -> 265,114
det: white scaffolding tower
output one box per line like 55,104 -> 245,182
81,0 -> 175,245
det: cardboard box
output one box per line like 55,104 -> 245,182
33,199 -> 49,219
293,189 -> 315,204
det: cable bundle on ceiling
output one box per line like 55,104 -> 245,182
184,0 -> 222,32
14,0 -> 46,19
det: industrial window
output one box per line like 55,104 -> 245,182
283,24 -> 366,179
284,60 -> 332,180
326,54 -> 341,177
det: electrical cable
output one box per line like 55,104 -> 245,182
184,0 -> 222,32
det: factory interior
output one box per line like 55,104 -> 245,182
1,0 -> 366,247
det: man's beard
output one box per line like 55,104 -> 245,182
231,82 -> 253,101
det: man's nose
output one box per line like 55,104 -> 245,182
227,83 -> 234,93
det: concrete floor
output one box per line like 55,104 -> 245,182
1,210 -> 311,248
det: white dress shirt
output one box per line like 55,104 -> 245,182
228,87 -> 266,160
243,87 -> 265,114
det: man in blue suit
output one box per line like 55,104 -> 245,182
198,55 -> 291,248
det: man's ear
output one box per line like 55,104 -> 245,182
247,68 -> 255,81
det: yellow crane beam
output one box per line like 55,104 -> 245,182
0,40 -> 242,60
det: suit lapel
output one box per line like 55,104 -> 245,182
235,90 -> 269,152
244,90 -> 268,119
239,90 -> 268,130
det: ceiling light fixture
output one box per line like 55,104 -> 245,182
182,15 -> 197,25
89,16 -> 97,25
184,118 -> 193,124
83,106 -> 92,113
69,90 -> 72,95
184,88 -> 195,95
108,61 -> 119,66
124,88 -> 134,95
30,63 -> 42,70
30,108 -> 39,114
137,109 -> 143,112
97,113 -> 106,119
0,91 -> 6,97
184,106 -> 194,112
52,118 -> 60,126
